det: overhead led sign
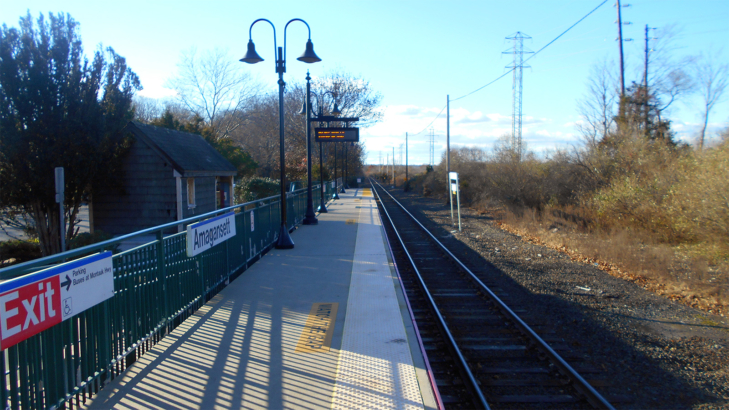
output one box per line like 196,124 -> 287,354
314,128 -> 359,142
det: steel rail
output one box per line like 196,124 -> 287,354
370,179 -> 490,409
372,179 -> 615,410
375,187 -> 446,410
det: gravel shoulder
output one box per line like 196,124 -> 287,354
389,188 -> 729,410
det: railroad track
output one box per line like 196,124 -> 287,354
370,179 -> 615,410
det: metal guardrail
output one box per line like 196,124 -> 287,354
0,179 -> 341,410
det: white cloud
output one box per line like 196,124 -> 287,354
563,120 -> 584,128
138,86 -> 178,99
522,116 -> 549,125
455,112 -> 491,124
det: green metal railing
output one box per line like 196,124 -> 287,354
0,179 -> 341,410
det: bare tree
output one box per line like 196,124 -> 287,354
133,97 -> 195,125
231,94 -> 282,178
313,68 -> 384,128
132,96 -> 164,122
166,47 -> 261,140
230,70 -> 381,181
577,58 -> 618,147
692,51 -> 729,149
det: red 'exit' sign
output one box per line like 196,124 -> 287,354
0,252 -> 114,350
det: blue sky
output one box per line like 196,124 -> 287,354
2,0 -> 728,164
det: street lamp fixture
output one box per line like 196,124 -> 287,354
241,18 -> 321,249
299,101 -> 340,116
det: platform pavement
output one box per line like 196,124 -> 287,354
86,188 -> 437,410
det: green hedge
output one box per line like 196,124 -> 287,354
0,240 -> 41,267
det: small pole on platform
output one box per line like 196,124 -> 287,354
55,167 -> 65,253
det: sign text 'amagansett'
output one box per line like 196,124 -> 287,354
186,212 -> 237,257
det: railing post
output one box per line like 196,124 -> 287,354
198,255 -> 205,304
225,238 -> 230,280
1,349 -> 6,409
156,231 -> 168,332
101,301 -> 111,385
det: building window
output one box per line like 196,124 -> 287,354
187,178 -> 196,208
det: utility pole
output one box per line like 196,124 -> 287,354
643,24 -> 649,87
616,0 -> 626,97
405,132 -> 408,182
643,24 -> 656,87
399,144 -> 403,171
615,1 -> 632,98
446,95 -> 450,174
429,127 -> 434,167
642,24 -> 656,135
503,32 -> 533,161
446,95 -> 452,211
392,147 -> 395,188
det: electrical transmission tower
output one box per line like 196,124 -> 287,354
503,32 -> 533,161
429,127 -> 435,166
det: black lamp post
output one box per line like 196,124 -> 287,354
345,142 -> 352,189
240,18 -> 321,249
301,71 -> 317,225
332,142 -> 340,200
319,140 -> 328,213
298,75 -> 341,222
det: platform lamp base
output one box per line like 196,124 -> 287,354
275,224 -> 295,249
303,213 -> 318,225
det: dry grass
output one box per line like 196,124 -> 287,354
585,137 -> 729,258
497,206 -> 728,317
412,130 -> 729,317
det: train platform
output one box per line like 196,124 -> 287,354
87,188 -> 438,410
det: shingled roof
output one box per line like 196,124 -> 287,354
125,121 -> 236,177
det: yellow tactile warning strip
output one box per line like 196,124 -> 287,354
361,188 -> 372,197
346,219 -> 356,225
294,302 -> 339,353
331,197 -> 424,409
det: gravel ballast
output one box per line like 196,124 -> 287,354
388,188 -> 729,410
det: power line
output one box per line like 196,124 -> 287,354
452,0 -> 608,102
524,0 -> 609,64
450,70 -> 514,103
404,0 -> 608,138
409,104 -> 447,136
